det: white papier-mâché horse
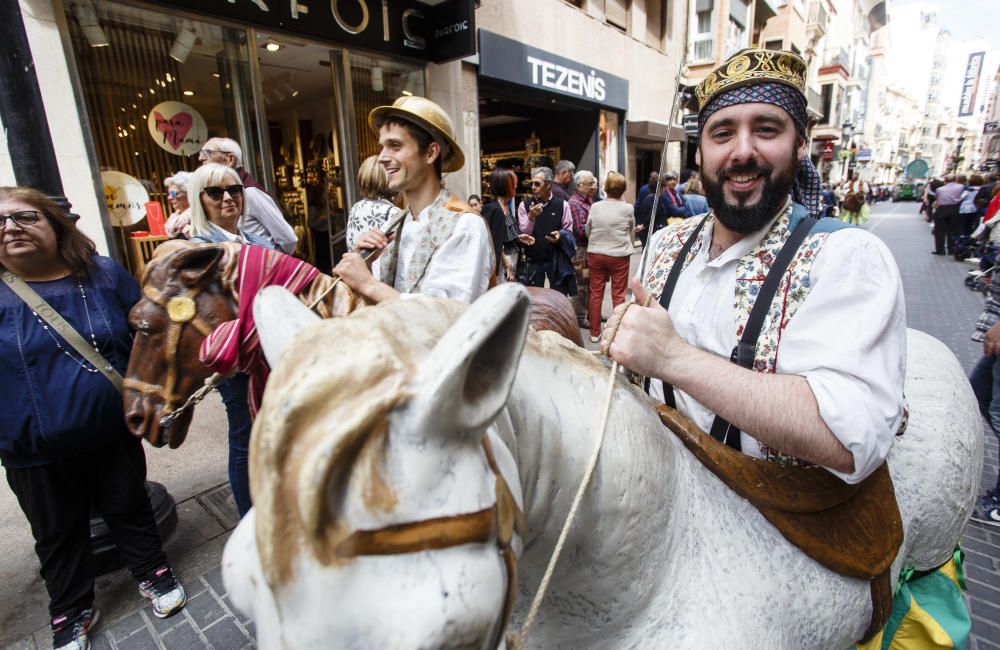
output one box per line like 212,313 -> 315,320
223,283 -> 981,649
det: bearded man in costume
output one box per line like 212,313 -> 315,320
604,49 -> 907,484
335,96 -> 493,304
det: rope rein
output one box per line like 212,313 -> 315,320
505,299 -> 639,650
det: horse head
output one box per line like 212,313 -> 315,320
224,285 -> 532,649
124,241 -> 241,448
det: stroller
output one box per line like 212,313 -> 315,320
965,243 -> 996,294
950,233 -> 978,262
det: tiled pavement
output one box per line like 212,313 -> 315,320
6,201 -> 1000,649
866,201 -> 1000,649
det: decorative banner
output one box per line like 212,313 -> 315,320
147,101 -> 207,156
101,171 -> 149,226
959,52 -> 985,118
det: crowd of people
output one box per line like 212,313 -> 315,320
1,41 -> 987,648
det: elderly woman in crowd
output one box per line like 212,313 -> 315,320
163,171 -> 191,238
346,155 -> 396,252
482,168 -> 521,281
0,187 -> 185,649
585,171 -> 635,343
187,163 -> 272,518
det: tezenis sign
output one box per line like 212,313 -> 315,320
478,30 -> 629,111
145,0 -> 475,62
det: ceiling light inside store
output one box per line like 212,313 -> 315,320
371,65 -> 384,92
265,41 -> 282,52
211,72 -> 220,78
74,3 -> 109,48
402,90 -> 412,96
183,90 -> 195,96
165,73 -> 173,82
170,25 -> 198,63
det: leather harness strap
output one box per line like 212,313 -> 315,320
334,436 -> 525,650
122,284 -> 220,419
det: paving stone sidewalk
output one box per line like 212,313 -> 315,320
867,201 -> 1000,649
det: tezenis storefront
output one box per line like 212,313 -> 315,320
476,30 -> 627,199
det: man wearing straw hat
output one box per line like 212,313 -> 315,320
603,49 -> 906,486
334,96 -> 493,304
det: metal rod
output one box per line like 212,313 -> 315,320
0,1 -> 74,218
638,58 -> 687,282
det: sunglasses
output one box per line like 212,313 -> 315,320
0,210 -> 42,230
167,190 -> 186,199
202,185 -> 244,200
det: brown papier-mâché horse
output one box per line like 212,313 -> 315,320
123,240 -> 582,449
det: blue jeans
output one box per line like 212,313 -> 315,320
969,355 -> 1000,492
217,374 -> 252,517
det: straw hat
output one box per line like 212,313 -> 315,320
368,96 -> 465,173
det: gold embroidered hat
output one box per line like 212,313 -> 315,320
694,48 -> 807,112
368,96 -> 465,173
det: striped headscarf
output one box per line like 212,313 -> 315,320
699,82 -> 823,218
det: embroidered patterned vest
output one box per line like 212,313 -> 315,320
641,203 -> 842,465
379,189 -> 493,294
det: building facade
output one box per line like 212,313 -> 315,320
1,0 -> 689,272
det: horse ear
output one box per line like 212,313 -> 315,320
254,286 -> 320,367
171,245 -> 225,288
411,284 -> 531,435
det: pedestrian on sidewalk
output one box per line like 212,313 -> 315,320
482,168 -> 522,281
960,174 -> 984,236
932,174 -> 966,255
569,170 -> 598,328
682,174 -> 709,217
585,171 -> 635,342
0,187 -> 186,650
969,280 -> 1000,526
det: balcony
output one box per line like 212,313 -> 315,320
806,87 -> 824,120
807,1 -> 828,38
819,47 -> 851,79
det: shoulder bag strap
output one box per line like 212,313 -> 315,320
1,270 -> 124,392
708,215 -> 819,449
653,215 -> 710,408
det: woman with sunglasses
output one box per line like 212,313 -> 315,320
0,186 -> 186,649
187,163 -> 272,518
163,172 -> 191,238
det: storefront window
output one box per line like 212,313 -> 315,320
598,110 -> 621,194
349,53 -> 426,161
65,1 -> 261,270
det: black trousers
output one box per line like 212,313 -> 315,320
5,436 -> 167,621
933,204 -> 961,254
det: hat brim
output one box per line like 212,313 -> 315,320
368,106 -> 465,173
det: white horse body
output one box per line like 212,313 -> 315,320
224,285 -> 980,649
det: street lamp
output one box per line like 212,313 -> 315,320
841,122 -> 854,181
953,134 -> 966,173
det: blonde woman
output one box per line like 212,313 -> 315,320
346,155 -> 396,251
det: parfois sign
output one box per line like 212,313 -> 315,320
143,0 -> 475,63
479,30 -> 629,111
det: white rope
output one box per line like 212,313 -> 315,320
505,304 -> 631,650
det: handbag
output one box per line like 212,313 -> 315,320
1,270 -> 124,392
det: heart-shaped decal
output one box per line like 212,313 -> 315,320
153,110 -> 194,151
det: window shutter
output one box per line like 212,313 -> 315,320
606,0 -> 628,29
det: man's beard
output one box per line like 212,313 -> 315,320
702,148 -> 798,233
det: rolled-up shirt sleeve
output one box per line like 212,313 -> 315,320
776,229 -> 907,483
518,201 -> 532,235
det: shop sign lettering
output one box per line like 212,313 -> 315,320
100,171 -> 149,227
145,0 -> 475,62
527,56 -> 606,102
478,30 -> 629,111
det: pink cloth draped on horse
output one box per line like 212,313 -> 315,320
200,245 -> 319,414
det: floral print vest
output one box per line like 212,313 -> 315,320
641,203 -> 835,466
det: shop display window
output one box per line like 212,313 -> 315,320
65,0 -> 262,272
349,53 -> 426,161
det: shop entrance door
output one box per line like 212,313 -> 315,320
252,35 -> 426,272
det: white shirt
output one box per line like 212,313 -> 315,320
395,207 -> 493,304
644,214 -> 907,484
240,187 -> 298,254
